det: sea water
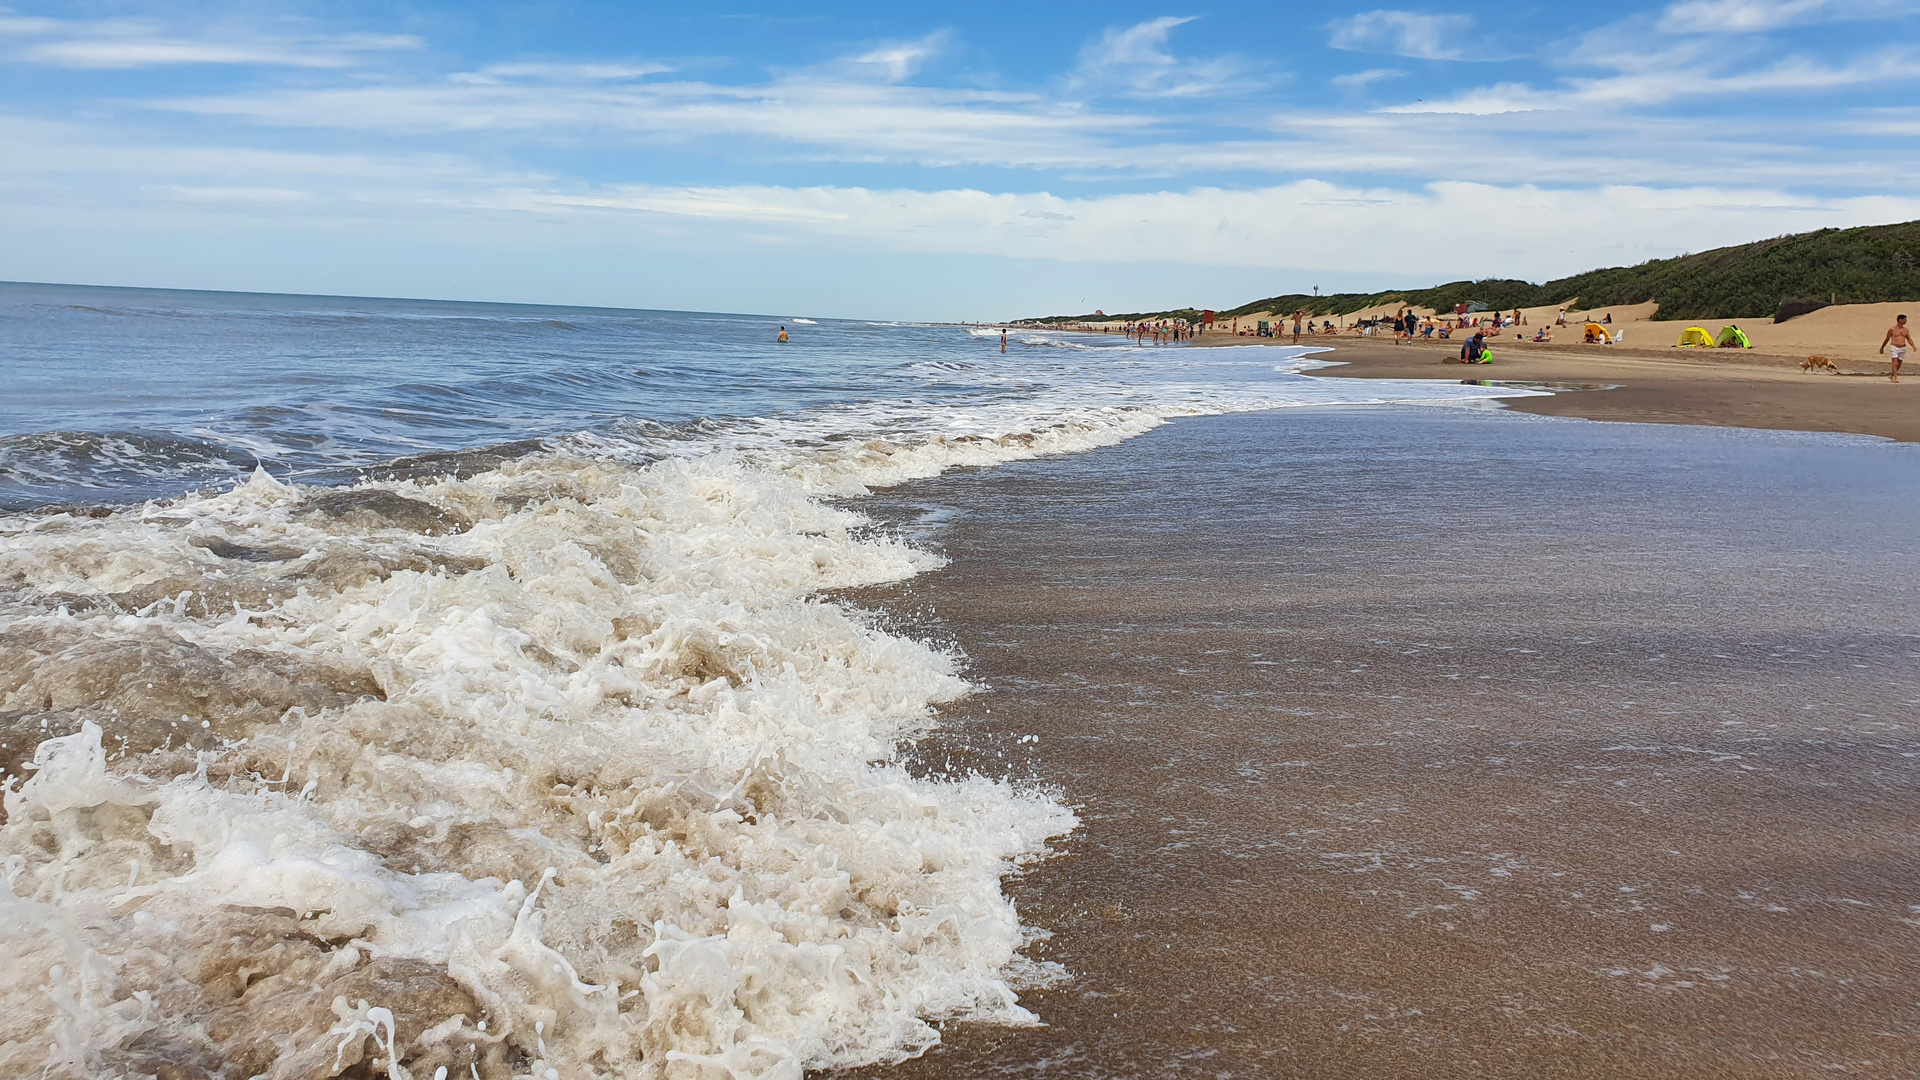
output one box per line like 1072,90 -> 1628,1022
0,283 -> 1533,1080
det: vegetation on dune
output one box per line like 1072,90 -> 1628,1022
1018,220 -> 1920,325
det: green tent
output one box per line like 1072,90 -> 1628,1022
1716,325 -> 1752,348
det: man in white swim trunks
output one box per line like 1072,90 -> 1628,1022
1882,314 -> 1912,382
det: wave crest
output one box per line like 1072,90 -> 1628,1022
0,448 -> 1074,1079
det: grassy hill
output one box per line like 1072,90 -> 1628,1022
1020,219 -> 1920,325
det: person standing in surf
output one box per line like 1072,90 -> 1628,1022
777,326 -> 788,342
1001,328 -> 1007,353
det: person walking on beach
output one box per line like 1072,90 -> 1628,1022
1292,311 -> 1304,344
1883,314 -> 1912,381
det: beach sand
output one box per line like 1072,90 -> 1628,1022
1089,301 -> 1910,370
841,406 -> 1920,1079
1290,336 -> 1920,443
1542,302 -> 1910,362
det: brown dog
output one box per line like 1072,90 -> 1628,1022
1802,355 -> 1839,373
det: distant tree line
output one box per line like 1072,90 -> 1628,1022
1020,220 -> 1920,325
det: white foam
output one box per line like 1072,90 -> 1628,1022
0,337 -> 1541,1078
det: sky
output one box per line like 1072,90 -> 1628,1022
3,1 -> 1918,320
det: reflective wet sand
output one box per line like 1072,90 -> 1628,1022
848,407 -> 1920,1078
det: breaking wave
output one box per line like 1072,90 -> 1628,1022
0,435 -> 1090,1080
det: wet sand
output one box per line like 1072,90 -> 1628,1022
1293,337 -> 1920,443
845,407 -> 1920,1078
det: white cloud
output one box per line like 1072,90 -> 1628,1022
1381,81 -> 1550,113
1839,107 -> 1920,135
6,112 -> 1915,284
458,61 -> 672,84
25,38 -> 347,69
0,15 -> 61,34
1658,0 -> 1920,33
1069,16 -> 1260,98
1332,68 -> 1408,89
128,57 -> 1920,189
148,76 -> 1154,169
2,16 -> 420,69
1328,11 -> 1472,61
403,180 -> 1920,286
1387,40 -> 1915,112
851,32 -> 951,82
156,185 -> 314,204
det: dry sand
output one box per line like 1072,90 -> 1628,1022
1290,336 -> 1920,443
1062,301 -> 1911,365
1540,301 -> 1910,362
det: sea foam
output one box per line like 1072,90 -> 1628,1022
0,338 -> 1539,1079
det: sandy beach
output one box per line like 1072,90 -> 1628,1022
844,406 -> 1920,1079
1178,301 -> 1911,367
1284,336 -> 1920,443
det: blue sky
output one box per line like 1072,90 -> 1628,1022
3,1 -> 1918,319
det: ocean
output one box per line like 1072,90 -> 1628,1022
0,283 -> 1533,1079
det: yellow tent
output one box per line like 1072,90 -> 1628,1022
1584,322 -> 1611,344
1676,326 -> 1715,348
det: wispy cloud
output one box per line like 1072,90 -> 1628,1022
1069,16 -> 1261,98
1839,106 -> 1920,135
1389,43 -> 1915,112
1,16 -> 419,69
1328,11 -> 1473,61
10,114 -> 1914,284
1332,68 -> 1407,89
150,75 -> 1152,168
0,14 -> 61,35
1658,0 -> 1920,33
850,31 -> 951,82
455,61 -> 673,84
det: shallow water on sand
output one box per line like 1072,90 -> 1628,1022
849,407 -> 1920,1078
0,287 -> 1544,1079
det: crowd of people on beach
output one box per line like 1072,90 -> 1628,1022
1012,307 -> 1917,383
1118,320 -> 1197,344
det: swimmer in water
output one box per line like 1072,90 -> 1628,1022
777,326 -> 788,343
